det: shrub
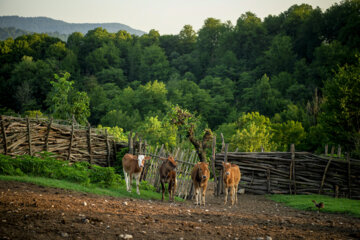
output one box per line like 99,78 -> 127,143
0,153 -> 122,187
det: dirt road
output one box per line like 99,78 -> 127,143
1,180 -> 359,240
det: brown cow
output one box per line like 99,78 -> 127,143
122,153 -> 151,195
222,162 -> 241,205
159,156 -> 177,201
191,162 -> 210,206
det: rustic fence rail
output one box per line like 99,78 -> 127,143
215,150 -> 360,199
0,115 -> 127,167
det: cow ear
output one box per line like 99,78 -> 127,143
197,162 -> 201,165
145,156 -> 151,160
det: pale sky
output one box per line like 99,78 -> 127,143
0,0 -> 341,35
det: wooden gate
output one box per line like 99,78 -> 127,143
140,145 -> 198,199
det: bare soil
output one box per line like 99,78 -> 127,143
1,180 -> 360,240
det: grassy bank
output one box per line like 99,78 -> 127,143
0,153 -> 183,201
269,194 -> 360,218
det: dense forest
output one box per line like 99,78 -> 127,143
0,1 -> 359,157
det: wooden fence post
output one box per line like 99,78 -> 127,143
224,144 -> 229,162
291,144 -> 297,194
26,117 -> 32,156
67,116 -> 75,161
133,132 -> 138,155
0,116 -> 8,155
337,145 -> 341,158
128,131 -> 133,154
347,153 -> 352,198
266,168 -> 271,193
221,133 -> 225,153
325,144 -> 328,156
210,136 -> 217,196
87,122 -> 93,165
44,117 -> 53,152
105,129 -> 110,167
319,145 -> 334,193
219,143 -> 229,195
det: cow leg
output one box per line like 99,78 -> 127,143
161,181 -> 165,201
224,187 -> 228,205
201,187 -> 206,206
230,186 -> 235,205
235,184 -> 239,204
168,181 -> 172,201
171,179 -> 176,202
173,178 -> 177,202
135,173 -> 141,195
194,187 -> 199,205
123,170 -> 130,192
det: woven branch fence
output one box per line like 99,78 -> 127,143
214,145 -> 360,199
0,115 -> 127,167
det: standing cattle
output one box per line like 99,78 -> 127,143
122,153 -> 151,195
222,162 -> 241,205
191,162 -> 210,206
159,156 -> 177,201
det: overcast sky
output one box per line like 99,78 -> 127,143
0,0 -> 340,35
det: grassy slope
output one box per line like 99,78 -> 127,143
0,175 -> 183,201
269,194 -> 360,218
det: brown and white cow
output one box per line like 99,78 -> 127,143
159,156 -> 177,201
122,153 -> 151,195
222,162 -> 241,205
191,162 -> 210,206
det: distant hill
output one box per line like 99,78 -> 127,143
0,16 -> 146,38
0,27 -> 69,41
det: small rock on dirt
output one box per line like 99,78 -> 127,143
60,232 -> 69,237
119,234 -> 133,239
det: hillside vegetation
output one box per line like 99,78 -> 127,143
0,1 -> 359,156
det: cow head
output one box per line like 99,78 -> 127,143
222,162 -> 232,177
167,156 -> 177,169
137,155 -> 151,168
197,162 -> 209,181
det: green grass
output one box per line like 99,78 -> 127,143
0,153 -> 183,201
0,175 -> 183,201
269,194 -> 360,218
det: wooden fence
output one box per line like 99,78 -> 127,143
214,146 -> 360,199
0,115 -> 127,167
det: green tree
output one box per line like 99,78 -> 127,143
138,115 -> 178,149
139,45 -> 170,83
178,24 -> 197,54
271,120 -> 306,151
321,57 -> 360,156
47,72 -> 90,124
262,35 -> 297,76
231,112 -> 275,152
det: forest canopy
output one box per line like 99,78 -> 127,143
1,1 -> 359,156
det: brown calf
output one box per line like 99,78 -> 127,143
159,156 -> 177,201
222,162 -> 241,205
122,153 -> 151,195
191,162 -> 210,206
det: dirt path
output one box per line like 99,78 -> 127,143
0,180 -> 359,240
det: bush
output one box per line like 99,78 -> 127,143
0,153 -> 122,187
